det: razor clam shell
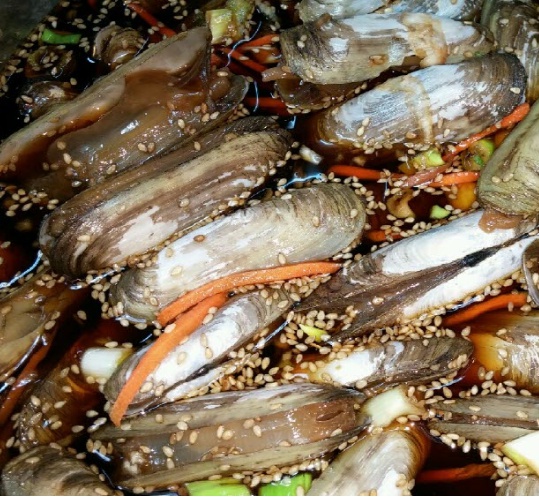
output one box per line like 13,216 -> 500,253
428,394 -> 539,444
39,120 -> 291,277
468,311 -> 539,394
478,99 -> 539,218
0,28 -> 207,182
308,426 -> 429,495
111,183 -> 366,322
1,446 -> 115,496
377,0 -> 483,20
497,475 -> 539,496
523,239 -> 539,305
298,210 -> 537,339
480,0 -> 539,102
309,337 -> 473,392
92,384 -> 368,488
297,0 -> 389,22
104,288 -> 294,414
313,53 -> 526,150
280,13 -> 494,85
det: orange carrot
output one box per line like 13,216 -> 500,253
443,103 -> 530,162
416,463 -> 495,484
443,292 -> 528,328
127,2 -> 177,38
328,165 -> 400,181
237,34 -> 279,50
0,339 -> 53,426
428,171 -> 479,187
157,262 -> 342,326
109,293 -> 228,426
365,230 -> 403,243
400,164 -> 449,188
219,47 -> 269,73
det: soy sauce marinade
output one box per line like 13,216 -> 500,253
0,0 -> 534,495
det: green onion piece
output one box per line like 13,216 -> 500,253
226,0 -> 255,26
430,205 -> 451,220
299,324 -> 326,342
259,473 -> 313,496
206,8 -> 236,44
411,148 -> 445,169
41,28 -> 81,45
186,478 -> 251,496
462,138 -> 495,171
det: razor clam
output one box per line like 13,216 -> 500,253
428,393 -> 539,444
305,53 -> 526,153
104,288 -> 294,415
277,13 -> 493,85
0,270 -> 86,383
523,239 -> 539,304
297,210 -> 537,340
293,337 -> 472,393
296,0 -> 482,21
497,475 -> 539,496
0,27 -> 247,201
480,0 -> 539,102
92,384 -> 368,489
39,118 -> 291,278
17,81 -> 79,122
111,182 -> 366,322
478,99 -> 539,220
466,310 -> 539,394
93,25 -> 145,70
1,446 -> 115,496
308,425 -> 429,495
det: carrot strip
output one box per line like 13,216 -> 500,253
157,262 -> 342,326
0,339 -> 53,426
428,171 -> 479,187
127,2 -> 177,38
400,164 -> 449,188
365,230 -> 403,243
416,463 -> 495,485
219,47 -> 269,73
443,103 -> 530,162
243,96 -> 289,111
109,293 -> 228,426
443,292 -> 528,328
328,165 -> 390,181
237,34 -> 279,50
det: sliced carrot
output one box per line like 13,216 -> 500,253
416,463 -> 495,485
400,164 -> 449,188
218,47 -> 269,73
428,171 -> 479,187
443,293 -> 528,328
157,262 -> 342,326
237,34 -> 279,50
365,230 -> 403,243
109,293 -> 228,426
446,182 -> 477,211
127,2 -> 177,38
443,103 -> 530,162
0,338 -> 53,426
328,165 -> 398,181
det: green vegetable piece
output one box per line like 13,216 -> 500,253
470,138 -> 495,163
299,324 -> 326,342
430,205 -> 451,220
411,148 -> 445,169
41,28 -> 81,45
206,9 -> 236,44
226,0 -> 255,26
259,473 -> 313,496
186,478 -> 251,496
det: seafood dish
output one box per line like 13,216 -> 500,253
3,0 -> 539,495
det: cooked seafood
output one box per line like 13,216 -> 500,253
0,27 -> 247,201
308,425 -> 429,495
291,336 -> 472,392
277,13 -> 494,85
481,0 -> 539,102
17,81 -> 79,122
105,288 -> 294,414
39,118 -> 291,277
93,25 -> 145,70
296,0 -> 483,21
298,210 -> 537,339
305,54 -> 526,154
478,100 -> 539,219
111,183 -> 366,322
91,384 -> 368,489
497,475 -> 539,496
1,446 -> 115,496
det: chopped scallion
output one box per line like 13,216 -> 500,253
258,473 -> 312,496
41,28 -> 81,45
430,205 -> 451,220
186,478 -> 251,496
